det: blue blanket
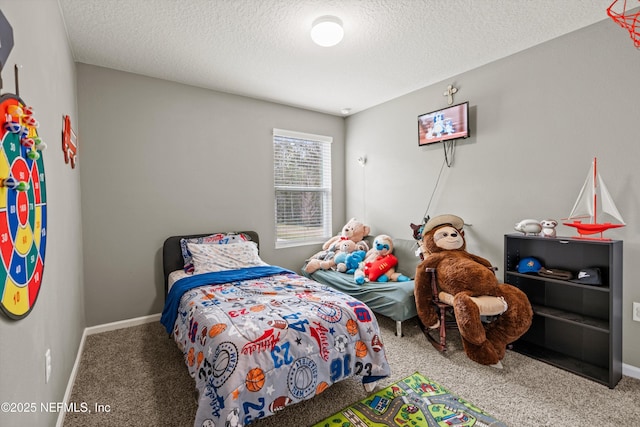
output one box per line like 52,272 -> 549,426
160,266 -> 293,333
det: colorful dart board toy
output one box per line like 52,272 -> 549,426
0,93 -> 47,319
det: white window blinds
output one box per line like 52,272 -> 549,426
273,128 -> 332,248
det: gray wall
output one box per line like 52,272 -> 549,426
0,1 -> 84,426
76,64 -> 346,326
0,5 -> 637,426
345,18 -> 640,368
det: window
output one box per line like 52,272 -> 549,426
273,128 -> 332,248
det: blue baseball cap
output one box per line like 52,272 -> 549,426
517,257 -> 542,273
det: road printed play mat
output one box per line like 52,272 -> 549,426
313,372 -> 507,427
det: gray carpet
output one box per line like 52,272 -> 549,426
64,315 -> 640,427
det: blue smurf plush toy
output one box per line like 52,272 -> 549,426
354,235 -> 410,284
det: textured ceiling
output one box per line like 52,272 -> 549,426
58,0 -> 614,116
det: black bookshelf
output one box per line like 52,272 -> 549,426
504,234 -> 622,388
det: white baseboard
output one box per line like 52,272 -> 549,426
623,363 -> 640,380
56,328 -> 87,427
56,313 -> 161,427
85,313 -> 161,335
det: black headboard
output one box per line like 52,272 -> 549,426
162,231 -> 260,295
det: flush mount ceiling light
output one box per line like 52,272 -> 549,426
310,16 -> 344,47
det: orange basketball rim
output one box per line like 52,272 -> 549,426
607,0 -> 640,48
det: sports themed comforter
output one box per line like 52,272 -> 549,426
160,266 -> 391,427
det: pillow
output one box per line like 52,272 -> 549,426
188,241 -> 268,274
392,238 -> 421,278
180,232 -> 251,273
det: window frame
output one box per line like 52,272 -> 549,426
273,128 -> 333,249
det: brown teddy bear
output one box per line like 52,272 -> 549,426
304,218 -> 370,274
414,214 -> 533,366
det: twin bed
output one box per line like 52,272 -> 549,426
160,231 -> 391,426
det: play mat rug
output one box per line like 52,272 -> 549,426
313,372 -> 506,427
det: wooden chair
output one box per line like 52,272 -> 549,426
421,267 -> 507,352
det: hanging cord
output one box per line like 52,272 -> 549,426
422,153 -> 448,221
362,160 -> 367,223
412,140 -> 457,243
443,140 -> 456,167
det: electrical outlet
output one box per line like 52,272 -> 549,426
45,348 -> 51,383
634,302 -> 640,322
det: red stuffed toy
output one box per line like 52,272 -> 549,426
363,253 -> 398,281
355,234 -> 409,284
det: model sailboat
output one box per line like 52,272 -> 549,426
563,157 -> 625,239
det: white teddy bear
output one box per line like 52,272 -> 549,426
540,219 -> 558,238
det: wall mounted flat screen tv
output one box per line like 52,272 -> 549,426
418,101 -> 469,146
